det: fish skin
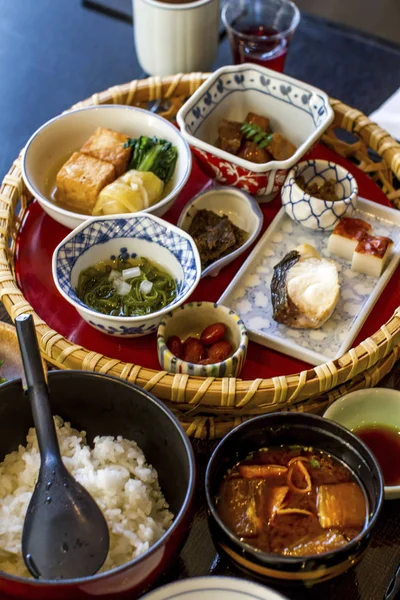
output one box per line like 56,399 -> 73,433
271,245 -> 339,329
271,250 -> 301,325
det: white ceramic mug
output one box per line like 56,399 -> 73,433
133,0 -> 220,76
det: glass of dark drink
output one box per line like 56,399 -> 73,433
222,0 -> 300,72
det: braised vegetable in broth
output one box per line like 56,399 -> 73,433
77,256 -> 177,316
54,129 -> 178,216
215,111 -> 297,164
217,445 -> 367,557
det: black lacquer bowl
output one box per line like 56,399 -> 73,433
205,412 -> 383,585
0,371 -> 196,600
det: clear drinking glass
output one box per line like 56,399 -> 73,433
222,0 -> 300,72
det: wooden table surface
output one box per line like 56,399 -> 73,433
1,1 -> 400,598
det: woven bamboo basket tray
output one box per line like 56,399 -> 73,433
1,73 -> 400,439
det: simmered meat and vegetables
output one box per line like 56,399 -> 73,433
215,111 -> 297,164
217,445 -> 367,557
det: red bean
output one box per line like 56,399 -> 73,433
167,335 -> 183,358
198,358 -> 215,365
182,337 -> 205,364
206,340 -> 232,363
200,322 -> 226,346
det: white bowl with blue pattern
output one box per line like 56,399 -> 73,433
281,159 -> 358,231
177,63 -> 334,198
22,105 -> 192,230
52,213 -> 201,337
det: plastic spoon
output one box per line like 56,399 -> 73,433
15,314 -> 109,580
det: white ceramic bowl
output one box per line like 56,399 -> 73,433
177,186 -> 263,277
177,63 -> 334,199
157,301 -> 248,377
52,213 -> 201,337
22,105 -> 192,229
324,388 -> 400,500
141,576 -> 288,600
281,159 -> 358,230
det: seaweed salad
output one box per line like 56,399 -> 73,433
77,256 -> 177,316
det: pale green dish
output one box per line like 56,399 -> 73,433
323,388 -> 400,500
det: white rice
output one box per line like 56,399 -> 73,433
0,416 -> 174,578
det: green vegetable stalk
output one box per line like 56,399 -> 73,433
124,136 -> 178,184
241,122 -> 273,149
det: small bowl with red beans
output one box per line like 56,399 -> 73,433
157,301 -> 248,377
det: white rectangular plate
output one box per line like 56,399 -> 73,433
219,198 -> 400,365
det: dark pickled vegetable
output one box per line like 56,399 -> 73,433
188,209 -> 247,268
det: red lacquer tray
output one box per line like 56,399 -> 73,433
15,145 -> 400,381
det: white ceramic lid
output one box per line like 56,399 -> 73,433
140,576 -> 288,600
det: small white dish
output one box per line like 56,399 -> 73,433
281,159 -> 358,231
323,388 -> 400,500
177,186 -> 263,277
219,197 -> 400,365
176,63 -> 334,198
22,105 -> 192,230
157,301 -> 248,377
141,576 -> 289,600
52,213 -> 201,338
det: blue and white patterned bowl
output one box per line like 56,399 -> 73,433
52,214 -> 201,337
177,63 -> 334,198
281,159 -> 358,231
157,301 -> 248,377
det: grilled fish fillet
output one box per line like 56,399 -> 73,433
271,244 -> 340,329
